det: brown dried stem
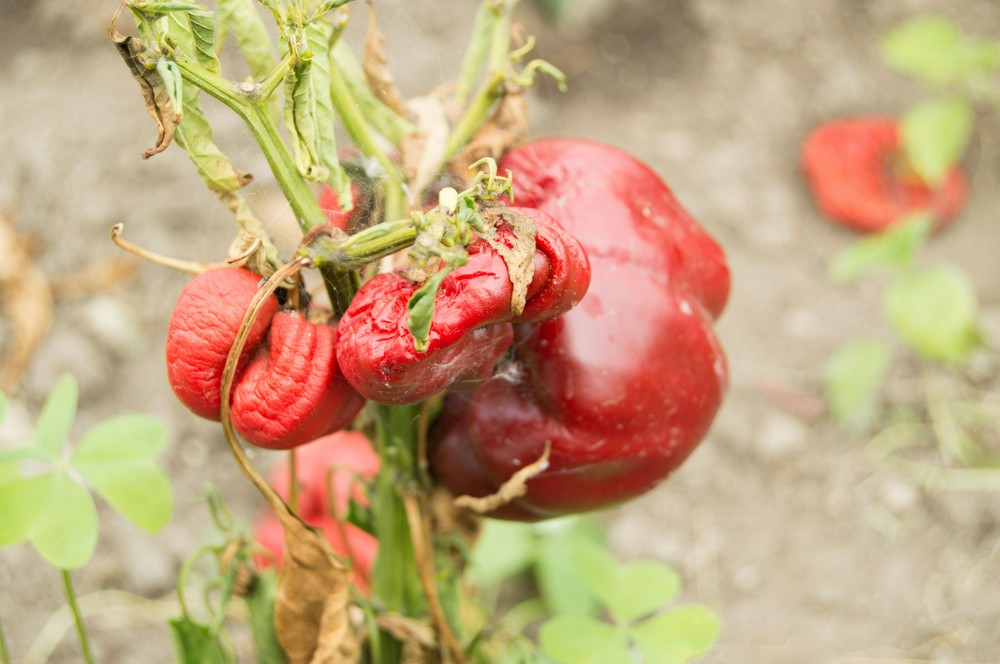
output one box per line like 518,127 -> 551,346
402,493 -> 467,664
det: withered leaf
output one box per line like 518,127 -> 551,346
274,508 -> 359,664
0,212 -> 54,395
363,3 -> 406,116
402,95 -> 450,205
112,34 -> 181,159
483,207 -> 537,317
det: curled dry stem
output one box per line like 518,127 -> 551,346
453,442 -> 551,514
110,223 -> 260,275
402,493 -> 467,664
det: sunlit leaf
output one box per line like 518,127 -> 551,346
630,604 -> 721,664
535,528 -> 600,617
0,473 -> 55,548
73,414 -> 172,532
881,15 -> 1000,84
885,265 -> 981,363
571,542 -> 681,624
539,615 -> 630,664
73,413 -> 167,462
29,475 -> 98,569
825,340 -> 892,428
828,214 -> 933,282
34,373 -> 78,458
468,520 -> 536,587
901,97 -> 973,186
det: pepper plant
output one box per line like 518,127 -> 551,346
824,14 -> 1000,489
0,0 -> 729,661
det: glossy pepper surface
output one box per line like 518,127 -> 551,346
801,116 -> 966,232
430,137 -> 730,520
166,268 -> 365,450
335,206 -> 590,405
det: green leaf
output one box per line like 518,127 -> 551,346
571,542 -> 682,624
828,213 -> 934,282
35,373 -> 78,458
900,97 -> 973,186
824,340 -> 892,427
217,0 -> 278,82
469,521 -> 536,587
539,615 -> 630,664
0,463 -> 18,484
188,10 -> 221,74
0,473 -> 55,548
165,10 -> 251,193
535,528 -> 600,617
330,41 -> 413,147
881,15 -> 1000,85
244,569 -> 287,664
73,414 -> 172,533
30,475 -> 99,569
406,267 -> 453,353
630,604 -> 721,664
73,413 -> 168,462
885,265 -> 981,363
169,617 -> 236,664
283,22 -> 351,195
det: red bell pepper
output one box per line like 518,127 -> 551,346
429,137 -> 731,520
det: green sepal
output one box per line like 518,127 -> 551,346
406,267 -> 453,353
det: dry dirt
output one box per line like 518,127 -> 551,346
2,0 -> 1000,662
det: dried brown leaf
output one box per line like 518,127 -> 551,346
483,207 -> 536,317
454,443 -> 551,514
274,509 -> 359,664
363,3 -> 406,116
402,95 -> 451,204
49,259 -> 138,300
448,90 -> 527,183
112,33 -> 180,159
0,212 -> 53,394
374,612 -> 436,648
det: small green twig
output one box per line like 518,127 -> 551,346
0,612 -> 11,664
327,55 -> 407,221
62,570 -> 96,664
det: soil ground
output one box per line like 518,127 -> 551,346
2,0 -> 1000,662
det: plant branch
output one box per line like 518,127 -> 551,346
62,570 -> 96,664
403,493 -> 467,664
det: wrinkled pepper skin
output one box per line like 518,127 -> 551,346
429,138 -> 731,520
801,116 -> 966,232
166,269 -> 364,450
335,206 -> 590,405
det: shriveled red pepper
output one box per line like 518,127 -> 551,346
166,268 -> 365,450
335,205 -> 590,405
801,116 -> 966,232
429,137 -> 730,520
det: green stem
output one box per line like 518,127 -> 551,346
174,57 -> 358,313
445,71 -> 505,158
327,57 -> 407,221
62,570 -> 96,664
371,403 -> 425,663
0,611 -> 11,664
454,1 -> 504,103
